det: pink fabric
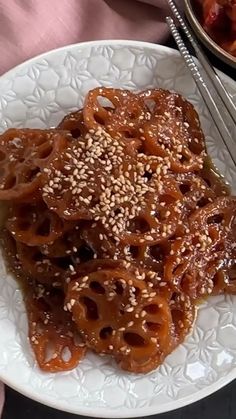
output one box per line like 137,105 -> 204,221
0,0 -> 175,75
0,0 -> 180,414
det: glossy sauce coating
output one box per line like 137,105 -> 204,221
0,87 -> 235,374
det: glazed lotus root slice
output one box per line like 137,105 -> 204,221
0,128 -> 68,200
0,159 -> 41,202
42,126 -> 138,221
39,225 -> 85,258
79,221 -> 137,261
26,286 -> 86,372
169,291 -> 195,350
115,175 -> 183,246
0,229 -> 23,279
211,216 -> 236,295
169,93 -> 205,153
66,258 -> 168,293
42,140 -> 102,220
66,269 -> 172,373
164,235 -> 194,290
121,241 -> 170,275
83,87 -> 150,145
142,115 -> 205,173
80,224 -> 117,258
66,258 -> 151,285
6,202 -> 71,246
189,196 -> 236,236
212,264 -> 236,295
173,172 -> 216,222
164,198 -> 236,298
70,259 -> 130,278
103,95 -> 151,150
189,196 -> 236,262
118,291 -> 195,373
199,158 -> 230,197
163,234 -> 217,299
57,109 -> 88,138
39,223 -> 102,268
165,244 -> 226,299
16,242 -> 75,287
163,232 -> 219,299
140,89 -> 205,154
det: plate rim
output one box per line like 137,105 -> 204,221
1,38 -> 235,86
1,364 -> 236,418
0,39 -> 235,418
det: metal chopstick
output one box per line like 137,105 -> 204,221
166,16 -> 236,167
167,0 -> 236,125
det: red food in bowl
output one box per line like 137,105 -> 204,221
196,0 -> 236,56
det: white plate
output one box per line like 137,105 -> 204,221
0,40 -> 235,418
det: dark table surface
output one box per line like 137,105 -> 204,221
2,37 -> 236,419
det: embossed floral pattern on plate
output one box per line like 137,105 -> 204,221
0,41 -> 235,418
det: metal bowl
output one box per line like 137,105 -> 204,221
184,0 -> 236,68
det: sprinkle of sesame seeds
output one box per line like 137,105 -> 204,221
24,91 -> 230,371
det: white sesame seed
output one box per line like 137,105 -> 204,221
126,307 -> 134,312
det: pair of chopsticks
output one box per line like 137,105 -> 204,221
166,0 -> 236,167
